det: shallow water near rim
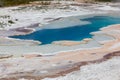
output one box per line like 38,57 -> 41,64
10,16 -> 120,45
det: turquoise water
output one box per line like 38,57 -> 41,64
10,16 -> 120,44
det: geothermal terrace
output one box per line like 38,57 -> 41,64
0,1 -> 120,80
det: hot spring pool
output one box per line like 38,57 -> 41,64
10,16 -> 120,45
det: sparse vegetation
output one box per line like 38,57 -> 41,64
0,0 -> 115,7
0,15 -> 17,28
95,0 -> 112,2
0,0 -> 53,7
8,20 -> 14,24
0,0 -> 29,6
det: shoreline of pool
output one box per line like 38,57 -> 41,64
0,13 -> 119,55
1,13 -> 117,44
0,5 -> 120,55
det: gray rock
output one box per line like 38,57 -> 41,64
0,54 -> 13,59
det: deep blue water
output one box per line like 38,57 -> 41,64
10,16 -> 120,45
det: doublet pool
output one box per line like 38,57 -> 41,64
10,16 -> 120,44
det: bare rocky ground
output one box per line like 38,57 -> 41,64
0,50 -> 120,80
43,56 -> 120,80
